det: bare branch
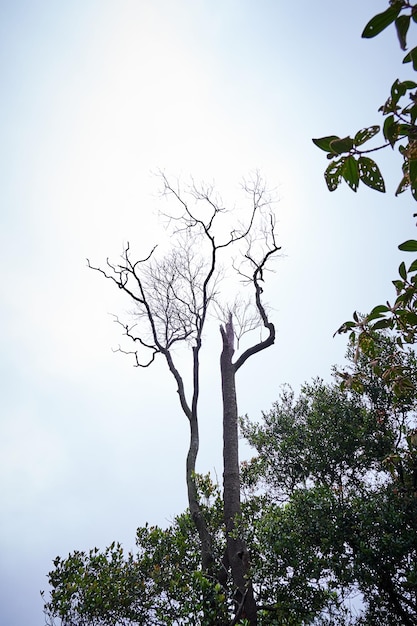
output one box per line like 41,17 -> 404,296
111,316 -> 159,367
233,213 -> 281,373
112,345 -> 158,368
216,298 -> 261,349
88,172 -> 281,606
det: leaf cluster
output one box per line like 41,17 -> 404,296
337,240 -> 417,400
313,1 -> 417,199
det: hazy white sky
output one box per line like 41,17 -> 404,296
1,2 -> 415,624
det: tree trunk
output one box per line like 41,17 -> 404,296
220,314 -> 258,625
164,348 -> 216,581
186,409 -> 214,572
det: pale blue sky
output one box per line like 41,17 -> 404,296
1,2 -> 415,625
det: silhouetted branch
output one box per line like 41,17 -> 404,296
87,172 -> 280,621
234,213 -> 280,373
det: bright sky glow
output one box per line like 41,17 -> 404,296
1,2 -> 415,624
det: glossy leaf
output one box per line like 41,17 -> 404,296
383,115 -> 398,146
329,136 -> 354,154
398,240 -> 417,251
372,318 -> 393,330
312,135 -> 340,153
401,79 -> 417,89
403,46 -> 417,70
358,156 -> 386,192
362,4 -> 402,39
399,261 -> 407,280
342,155 -> 359,191
391,78 -> 408,104
354,125 -> 380,146
367,304 -> 390,321
395,14 -> 410,50
393,279 -> 405,292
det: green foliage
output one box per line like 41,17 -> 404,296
337,242 -> 417,400
44,478 -> 229,626
313,2 -> 417,199
317,4 -> 417,414
241,379 -> 395,499
241,360 -> 417,625
312,10 -> 417,620
45,345 -> 417,625
361,4 -> 402,40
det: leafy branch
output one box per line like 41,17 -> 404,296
313,1 -> 417,199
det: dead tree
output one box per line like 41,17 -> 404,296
220,242 -> 277,624
88,172 -> 280,625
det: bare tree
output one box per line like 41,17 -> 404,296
87,172 -> 280,625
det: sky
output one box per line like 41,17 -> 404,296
1,1 -> 416,624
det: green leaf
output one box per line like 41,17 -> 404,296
362,4 -> 402,39
358,156 -> 386,192
408,259 -> 417,272
372,318 -> 393,331
399,261 -> 407,280
403,46 -> 417,70
398,239 -> 417,251
354,125 -> 380,146
329,136 -> 354,154
342,156 -> 359,191
402,80 -> 417,90
395,289 -> 414,306
324,158 -> 345,191
367,304 -> 390,321
312,135 -> 340,153
383,115 -> 398,146
395,14 -> 410,51
391,78 -> 407,104
402,311 -> 417,325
